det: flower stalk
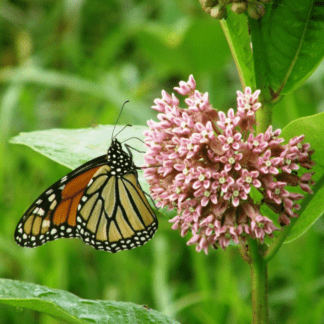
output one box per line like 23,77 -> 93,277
249,238 -> 269,324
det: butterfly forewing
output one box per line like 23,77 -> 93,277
15,139 -> 158,252
15,155 -> 107,248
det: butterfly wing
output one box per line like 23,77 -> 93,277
76,165 -> 158,252
15,155 -> 108,248
15,139 -> 158,252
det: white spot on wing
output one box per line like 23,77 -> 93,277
61,176 -> 68,183
50,200 -> 57,210
42,220 -> 50,228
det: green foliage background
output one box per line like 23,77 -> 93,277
1,0 -> 324,323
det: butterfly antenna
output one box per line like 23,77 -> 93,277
114,124 -> 132,140
111,100 -> 130,142
122,137 -> 145,145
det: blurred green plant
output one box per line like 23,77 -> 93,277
1,0 -> 324,323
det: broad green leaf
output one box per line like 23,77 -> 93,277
285,174 -> 324,243
10,125 -> 146,169
280,112 -> 324,169
255,0 -> 324,95
220,11 -> 255,88
279,112 -> 324,242
0,279 -> 179,324
9,125 -> 151,193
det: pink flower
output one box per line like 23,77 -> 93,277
299,172 -> 315,194
174,74 -> 196,96
218,127 -> 242,151
237,87 -> 261,116
144,76 -> 315,254
223,182 -> 248,207
266,181 -> 289,204
250,216 -> 277,240
219,151 -> 243,172
258,150 -> 282,174
237,169 -> 261,194
217,108 -> 240,130
246,133 -> 269,153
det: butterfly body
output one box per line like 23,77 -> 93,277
15,138 -> 158,253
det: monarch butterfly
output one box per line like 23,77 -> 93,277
15,122 -> 158,253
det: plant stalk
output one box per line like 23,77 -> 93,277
249,239 -> 269,324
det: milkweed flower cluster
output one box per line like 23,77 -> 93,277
143,75 -> 315,254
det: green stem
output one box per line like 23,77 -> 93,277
249,238 -> 269,324
221,12 -> 274,323
256,101 -> 273,134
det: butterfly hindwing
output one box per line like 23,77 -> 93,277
76,165 -> 158,253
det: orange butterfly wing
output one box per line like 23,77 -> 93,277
15,156 -> 107,248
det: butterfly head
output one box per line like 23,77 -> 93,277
107,138 -> 123,159
107,138 -> 133,173
108,138 -> 122,154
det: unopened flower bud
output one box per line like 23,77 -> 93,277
231,1 -> 247,14
210,4 -> 227,19
248,2 -> 265,19
199,0 -> 218,13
